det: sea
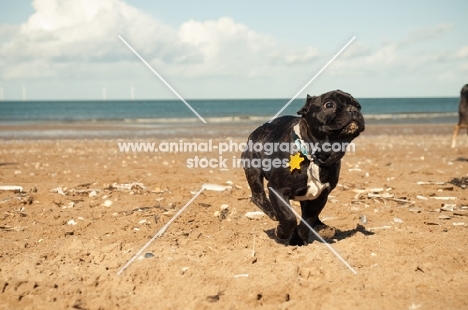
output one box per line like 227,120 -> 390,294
0,97 -> 460,139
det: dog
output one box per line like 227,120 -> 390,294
242,90 -> 365,246
451,84 -> 468,148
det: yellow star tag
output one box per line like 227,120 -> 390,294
288,152 -> 304,172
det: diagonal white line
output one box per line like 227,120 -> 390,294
118,35 -> 207,124
117,187 -> 205,275
268,36 -> 356,123
268,187 -> 357,274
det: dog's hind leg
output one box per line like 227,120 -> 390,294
451,125 -> 460,148
244,167 -> 278,221
465,125 -> 468,144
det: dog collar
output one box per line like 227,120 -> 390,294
292,123 -> 340,167
292,124 -> 314,161
294,135 -> 311,159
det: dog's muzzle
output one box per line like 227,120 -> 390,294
342,121 -> 360,134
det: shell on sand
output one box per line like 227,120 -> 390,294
0,185 -> 24,192
202,183 -> 232,191
245,211 -> 266,220
438,214 -> 451,220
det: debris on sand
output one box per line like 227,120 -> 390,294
0,185 -> 24,192
448,177 -> 468,189
110,182 -> 147,192
352,189 -> 367,199
416,181 -> 445,185
367,192 -> 394,199
393,217 -> 404,223
102,200 -> 113,207
245,211 -> 266,220
152,187 -> 170,194
49,187 -> 66,195
63,202 -> 74,209
352,187 -> 413,204
71,188 -> 101,195
67,219 -> 77,225
0,225 -> 25,231
202,183 -> 232,191
0,197 -> 19,205
206,294 -> 221,303
144,253 -> 155,258
430,196 -> 456,201
440,204 -> 456,211
368,225 -> 392,231
359,215 -> 367,224
370,193 -> 414,205
215,205 -> 229,221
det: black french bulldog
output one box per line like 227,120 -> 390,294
242,90 -> 365,246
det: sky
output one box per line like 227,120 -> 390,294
0,0 -> 467,100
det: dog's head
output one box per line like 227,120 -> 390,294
297,90 -> 365,141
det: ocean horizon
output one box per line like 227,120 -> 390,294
0,97 -> 460,123
0,97 -> 460,139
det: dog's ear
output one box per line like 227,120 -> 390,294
297,94 -> 316,116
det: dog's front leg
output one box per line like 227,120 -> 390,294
294,191 -> 335,245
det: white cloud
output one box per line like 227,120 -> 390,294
0,0 -> 320,81
0,25 -> 18,42
329,23 -> 458,80
330,23 -> 456,79
177,17 -> 278,77
341,42 -> 371,59
455,46 -> 468,58
0,0 -> 205,79
175,17 -> 320,78
401,22 -> 453,45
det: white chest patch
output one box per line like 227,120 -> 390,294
291,123 -> 330,201
293,159 -> 329,201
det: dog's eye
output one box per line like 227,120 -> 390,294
324,102 -> 335,109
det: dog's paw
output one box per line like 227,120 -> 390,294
313,224 -> 336,239
274,227 -> 290,240
288,229 -> 305,246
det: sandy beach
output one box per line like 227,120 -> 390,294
1,123 -> 468,309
